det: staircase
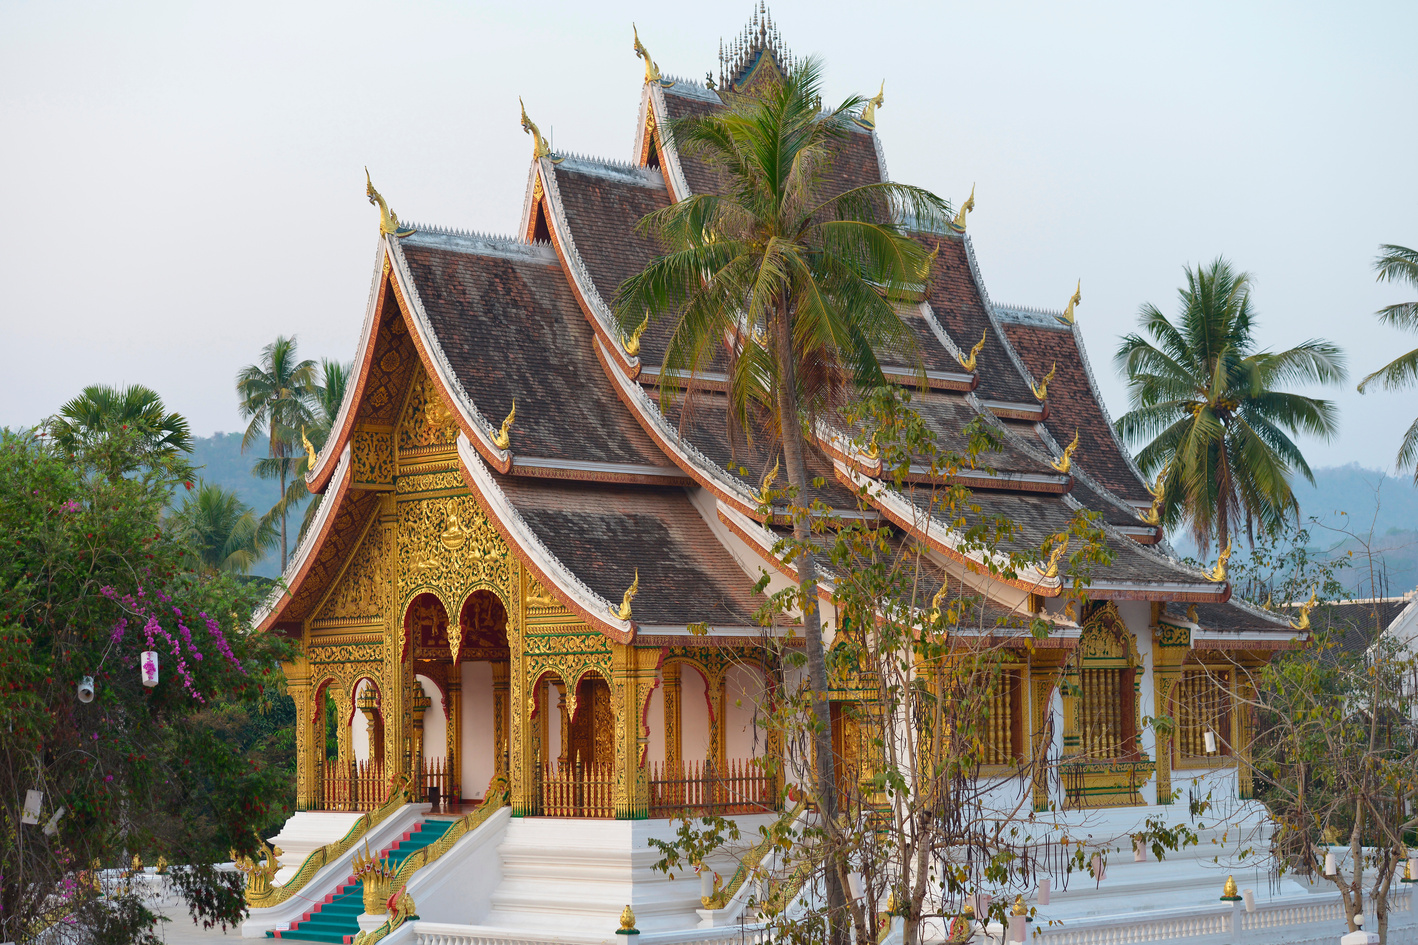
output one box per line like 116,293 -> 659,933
268,818 -> 456,943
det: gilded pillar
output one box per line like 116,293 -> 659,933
334,690 -> 354,767
1234,666 -> 1256,800
1152,620 -> 1190,806
287,661 -> 315,811
613,644 -> 657,819
380,492 -> 407,779
1029,660 -> 1061,812
711,670 -> 727,773
663,662 -> 681,769
445,669 -> 462,801
492,662 -> 510,781
509,571 -> 536,816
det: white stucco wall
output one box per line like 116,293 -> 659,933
679,665 -> 712,763
460,661 -> 494,799
352,679 -> 372,763
724,663 -> 767,760
415,673 -> 448,764
646,682 -> 666,767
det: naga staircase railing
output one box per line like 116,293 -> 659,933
244,775 -> 411,908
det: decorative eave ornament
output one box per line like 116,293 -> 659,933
615,569 -> 640,620
1141,465 -> 1168,525
1030,362 -> 1056,401
519,98 -> 560,163
1050,429 -> 1079,474
633,25 -> 672,87
492,400 -> 517,451
1208,539 -> 1232,583
1043,534 -> 1071,580
956,329 -> 987,372
1058,280 -> 1082,325
1290,586 -> 1318,631
949,183 -> 976,232
855,80 -> 884,130
365,169 -> 416,237
301,426 -> 318,470
754,457 -> 780,507
622,314 -> 649,356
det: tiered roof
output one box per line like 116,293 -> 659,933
258,12 -> 1295,648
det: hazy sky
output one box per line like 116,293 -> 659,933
3,1 -> 1415,471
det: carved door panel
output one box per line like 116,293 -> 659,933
568,677 -> 611,768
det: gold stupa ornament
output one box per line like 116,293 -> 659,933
617,904 -> 638,934
1220,875 -> 1241,901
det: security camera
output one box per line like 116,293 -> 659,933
77,676 -> 95,704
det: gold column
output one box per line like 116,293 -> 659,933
411,687 -> 430,769
555,681 -> 570,767
663,662 -> 681,768
613,644 -> 657,819
380,493 -> 406,778
445,669 -> 462,801
492,662 -> 510,781
1030,660 -> 1061,812
1151,620 -> 1189,806
334,690 -> 354,767
1234,666 -> 1255,800
287,662 -> 315,811
711,671 -> 727,773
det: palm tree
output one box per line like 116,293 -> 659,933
236,336 -> 316,571
49,383 -> 193,482
267,358 -> 352,542
171,482 -> 276,575
1115,258 -> 1345,553
613,58 -> 950,921
1356,245 -> 1418,479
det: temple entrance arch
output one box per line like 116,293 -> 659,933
531,669 -> 615,817
457,589 -> 511,805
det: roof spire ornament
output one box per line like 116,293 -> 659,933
1030,362 -> 1056,401
1141,464 -> 1168,525
519,98 -> 560,163
1290,586 -> 1319,631
1058,280 -> 1082,325
633,24 -> 671,87
856,80 -> 885,130
493,400 -> 516,451
622,313 -> 649,356
301,426 -> 318,470
365,168 -> 416,237
950,183 -> 976,232
1050,429 -> 1079,474
1043,533 -> 1071,579
614,569 -> 640,621
1208,539 -> 1232,583
956,329 -> 987,372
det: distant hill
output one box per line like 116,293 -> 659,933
1168,464 -> 1418,596
188,432 -> 307,579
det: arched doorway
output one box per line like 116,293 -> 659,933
534,670 -> 614,817
456,589 -> 510,806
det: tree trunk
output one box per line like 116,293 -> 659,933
771,295 -> 848,944
279,466 -> 288,572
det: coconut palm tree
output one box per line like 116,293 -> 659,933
236,336 -> 316,571
1115,258 -> 1345,553
49,383 -> 193,481
171,482 -> 275,575
267,358 -> 352,542
1356,245 -> 1418,479
612,57 -> 951,911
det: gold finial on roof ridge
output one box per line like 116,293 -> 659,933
1187,603 -> 1199,623
754,457 -> 780,506
493,400 -> 516,451
1291,586 -> 1318,631
1208,539 -> 1232,583
929,581 -> 950,621
633,24 -> 670,86
857,80 -> 885,129
519,98 -> 559,163
365,168 -> 416,238
623,313 -> 650,356
1058,280 -> 1082,325
1030,362 -> 1056,401
615,569 -> 640,621
1044,533 -> 1070,580
1050,429 -> 1079,474
301,425 -> 318,470
957,329 -> 987,373
1141,463 -> 1168,525
951,183 -> 976,232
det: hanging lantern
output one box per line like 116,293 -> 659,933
140,651 -> 159,688
1134,838 -> 1147,862
1324,851 -> 1337,876
847,872 -> 864,901
1037,878 -> 1051,906
1203,730 -> 1218,754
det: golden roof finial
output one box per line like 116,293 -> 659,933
301,426 -> 318,470
1030,362 -> 1057,401
1221,875 -> 1240,901
1044,533 -> 1071,579
1262,592 -> 1274,611
623,314 -> 650,356
620,905 -> 638,932
615,569 -> 640,621
1050,429 -> 1079,474
519,98 -> 558,162
493,400 -> 516,451
1058,280 -> 1082,325
1291,586 -> 1319,631
754,457 -> 780,506
633,25 -> 665,85
858,80 -> 885,129
1141,464 -> 1168,525
1187,603 -> 1199,623
929,581 -> 950,621
365,168 -> 416,238
957,329 -> 987,372
1208,539 -> 1232,583
951,183 -> 976,232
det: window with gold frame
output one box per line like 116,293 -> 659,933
1175,668 -> 1232,761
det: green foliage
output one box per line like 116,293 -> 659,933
48,384 -> 194,484
0,426 -> 296,943
170,482 -> 277,575
1114,257 -> 1345,553
1357,244 -> 1418,480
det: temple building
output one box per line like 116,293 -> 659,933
241,10 -> 1322,944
